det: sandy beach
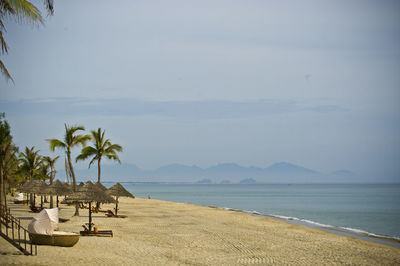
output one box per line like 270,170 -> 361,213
1,197 -> 400,265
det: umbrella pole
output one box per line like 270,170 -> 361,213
89,202 -> 92,232
115,196 -> 119,216
56,195 -> 59,207
40,196 -> 43,208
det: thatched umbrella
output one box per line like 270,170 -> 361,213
18,180 -> 35,204
30,181 -> 48,208
63,182 -> 73,191
93,182 -> 108,210
64,181 -> 115,232
95,182 -> 107,191
21,180 -> 47,208
107,183 -> 134,216
47,180 -> 73,207
18,180 -> 33,193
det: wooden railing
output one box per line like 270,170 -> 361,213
0,203 -> 37,256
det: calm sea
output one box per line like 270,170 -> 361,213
105,183 -> 400,241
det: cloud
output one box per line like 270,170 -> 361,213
1,97 -> 348,120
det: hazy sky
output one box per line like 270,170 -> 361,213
1,0 -> 399,181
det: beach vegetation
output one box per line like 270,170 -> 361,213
0,112 -> 19,206
18,146 -> 42,181
0,0 -> 54,82
42,155 -> 59,184
76,127 -> 123,184
47,124 -> 90,216
18,145 -> 42,204
42,155 -> 59,207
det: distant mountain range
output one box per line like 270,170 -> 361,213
69,161 -> 362,184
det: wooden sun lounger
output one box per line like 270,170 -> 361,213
80,225 -> 113,237
105,210 -> 127,218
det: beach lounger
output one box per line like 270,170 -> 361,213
105,210 -> 127,218
28,208 -> 79,247
80,224 -> 113,237
59,217 -> 70,223
30,205 -> 43,213
30,232 -> 80,247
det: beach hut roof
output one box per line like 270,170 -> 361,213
107,183 -> 134,198
47,179 -> 72,195
94,182 -> 107,191
18,180 -> 34,193
22,180 -> 48,195
36,181 -> 49,195
63,182 -> 73,190
64,181 -> 115,203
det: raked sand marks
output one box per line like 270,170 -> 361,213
1,196 -> 400,265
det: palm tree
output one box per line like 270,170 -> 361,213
42,155 -> 59,208
47,124 -> 90,216
0,0 -> 54,81
42,155 -> 59,184
0,113 -> 18,206
18,146 -> 42,205
19,146 -> 42,181
1,141 -> 18,206
76,128 -> 123,184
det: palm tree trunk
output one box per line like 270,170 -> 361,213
49,168 -> 54,208
95,159 -> 102,210
67,150 -> 79,216
29,171 -> 34,205
2,180 -> 6,209
97,158 -> 101,184
67,151 -> 77,190
0,167 -> 4,206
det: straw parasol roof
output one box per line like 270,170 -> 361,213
63,182 -> 73,191
47,179 -> 73,196
107,183 -> 134,217
107,183 -> 134,198
23,180 -> 48,195
18,180 -> 35,193
64,181 -> 115,204
95,182 -> 107,191
63,181 -> 115,232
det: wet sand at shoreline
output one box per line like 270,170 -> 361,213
1,197 -> 400,265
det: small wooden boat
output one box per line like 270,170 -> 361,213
29,231 -> 79,247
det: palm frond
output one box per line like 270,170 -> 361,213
7,0 -> 43,24
0,28 -> 8,55
0,59 -> 13,82
74,134 -> 91,147
0,0 -> 15,14
44,0 -> 54,16
105,153 -> 121,163
18,146 -> 42,179
106,144 -> 123,153
76,146 -> 97,162
42,155 -> 59,167
88,156 -> 98,168
66,124 -> 85,134
47,138 -> 66,151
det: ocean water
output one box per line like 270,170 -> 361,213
106,183 -> 400,240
